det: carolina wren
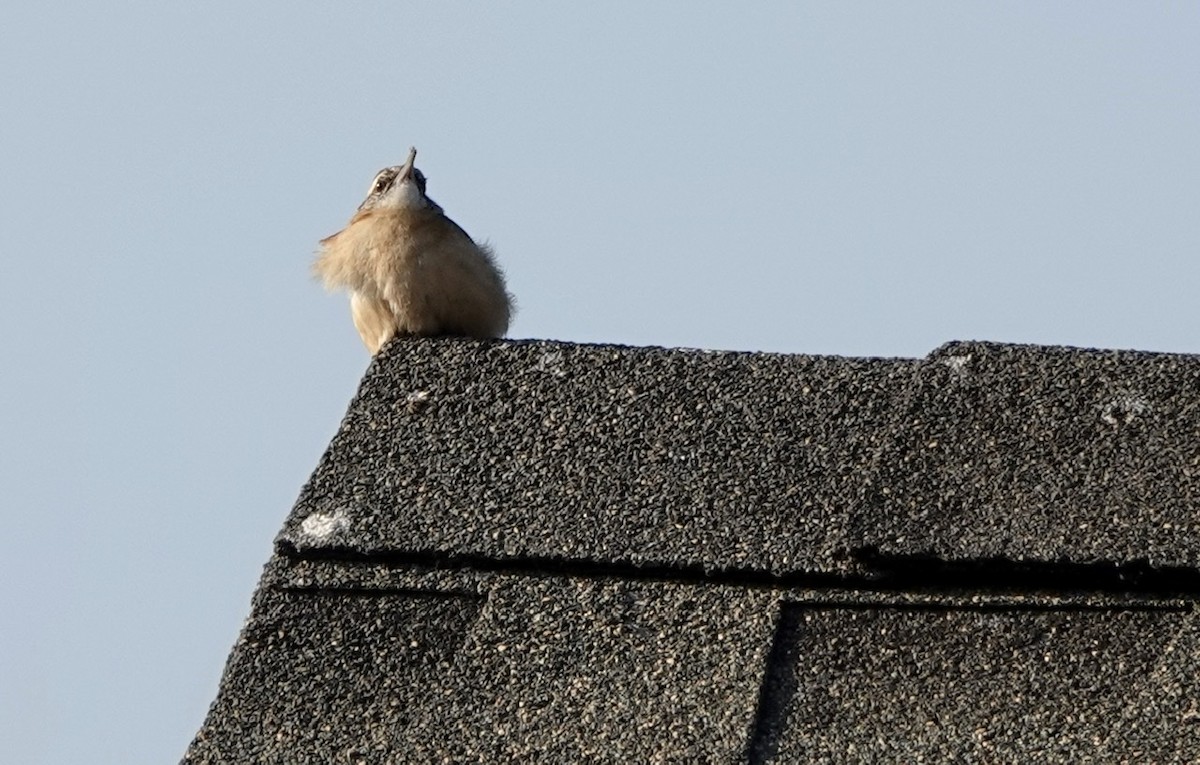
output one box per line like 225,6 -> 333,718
314,147 -> 513,354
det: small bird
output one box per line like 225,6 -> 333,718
314,147 -> 513,354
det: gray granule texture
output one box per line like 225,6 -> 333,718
863,341 -> 1200,567
283,338 -> 916,575
186,339 -> 1200,763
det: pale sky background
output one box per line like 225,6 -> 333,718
1,3 -> 1198,763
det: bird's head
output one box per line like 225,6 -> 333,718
356,147 -> 440,212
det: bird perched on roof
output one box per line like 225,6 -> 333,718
314,147 -> 513,354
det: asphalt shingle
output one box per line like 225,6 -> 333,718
186,339 -> 1200,763
864,341 -> 1200,567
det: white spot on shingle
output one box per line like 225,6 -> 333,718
404,390 -> 432,413
1100,392 -> 1150,426
300,509 -> 350,539
939,353 -> 972,377
534,351 -> 567,377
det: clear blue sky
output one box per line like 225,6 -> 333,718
2,3 -> 1197,762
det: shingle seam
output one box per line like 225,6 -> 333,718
275,541 -> 1200,597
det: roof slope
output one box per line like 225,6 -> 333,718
186,339 -> 1200,763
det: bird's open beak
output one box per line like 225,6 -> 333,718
396,146 -> 418,182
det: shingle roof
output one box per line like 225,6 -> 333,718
185,339 -> 1200,763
